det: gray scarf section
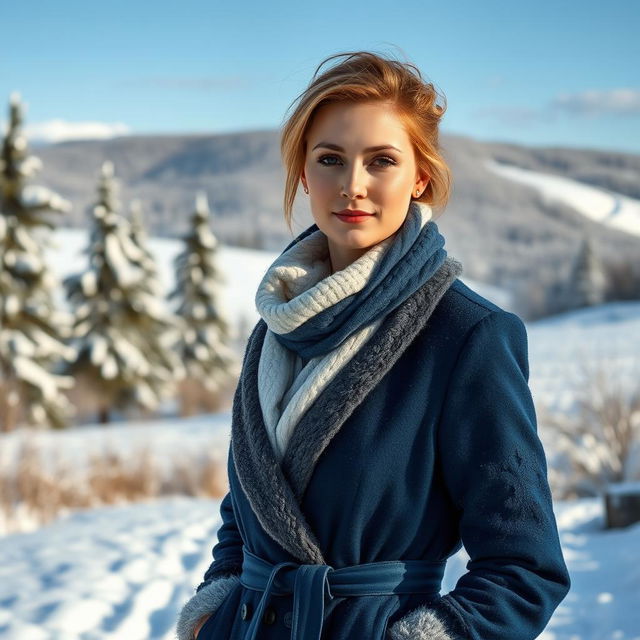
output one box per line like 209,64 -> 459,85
231,256 -> 463,564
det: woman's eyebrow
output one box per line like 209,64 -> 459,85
312,142 -> 402,153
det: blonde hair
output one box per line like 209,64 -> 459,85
279,50 -> 452,233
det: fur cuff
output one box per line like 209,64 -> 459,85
386,597 -> 469,640
176,574 -> 239,640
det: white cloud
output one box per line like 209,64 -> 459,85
472,88 -> 640,127
551,88 -> 640,117
0,118 -> 132,144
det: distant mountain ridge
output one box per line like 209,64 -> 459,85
35,130 -> 640,303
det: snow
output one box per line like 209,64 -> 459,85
0,496 -> 222,640
104,232 -> 145,289
21,184 -> 72,213
485,159 -> 640,237
605,481 -> 640,496
526,300 -> 640,416
0,412 -> 231,485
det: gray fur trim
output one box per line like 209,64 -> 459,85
175,574 -> 239,640
231,256 -> 463,565
283,256 -> 463,502
231,321 -> 326,565
386,605 -> 455,640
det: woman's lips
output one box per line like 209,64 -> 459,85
334,210 -> 374,224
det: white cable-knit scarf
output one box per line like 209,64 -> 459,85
255,207 -> 432,464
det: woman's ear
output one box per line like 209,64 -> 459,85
416,170 -> 431,195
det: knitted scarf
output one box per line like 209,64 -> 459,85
254,201 -> 448,463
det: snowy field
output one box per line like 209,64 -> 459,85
527,301 -> 640,417
485,158 -> 640,237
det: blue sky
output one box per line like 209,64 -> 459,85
1,0 -> 639,153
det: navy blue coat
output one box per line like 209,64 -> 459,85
188,275 -> 571,640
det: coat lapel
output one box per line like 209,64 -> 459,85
231,256 -> 463,565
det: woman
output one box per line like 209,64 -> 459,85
176,50 -> 571,640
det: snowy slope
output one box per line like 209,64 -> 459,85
0,412 -> 232,480
485,158 -> 640,237
527,301 -> 640,414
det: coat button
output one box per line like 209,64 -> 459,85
283,611 -> 293,628
262,605 -> 277,625
240,602 -> 253,620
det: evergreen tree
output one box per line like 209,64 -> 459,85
0,92 -> 76,431
567,232 -> 607,309
64,162 -> 184,423
127,197 -> 185,408
129,198 -> 163,298
169,192 -> 238,413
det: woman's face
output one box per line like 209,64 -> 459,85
301,100 -> 429,273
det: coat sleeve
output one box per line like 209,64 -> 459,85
197,490 -> 245,590
388,310 -> 571,640
176,489 -> 245,640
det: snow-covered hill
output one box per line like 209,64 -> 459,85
486,158 -> 640,237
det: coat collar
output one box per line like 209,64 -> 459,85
231,256 -> 463,565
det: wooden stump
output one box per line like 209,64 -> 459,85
604,481 -> 640,529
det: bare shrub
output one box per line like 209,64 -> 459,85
164,451 -> 227,497
176,375 -> 237,417
0,432 -> 228,534
539,354 -> 640,499
87,444 -> 160,504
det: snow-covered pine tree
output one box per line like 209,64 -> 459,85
129,198 -> 163,298
169,191 -> 238,415
64,162 -> 184,423
127,197 -> 185,405
0,92 -> 76,431
567,232 -> 607,310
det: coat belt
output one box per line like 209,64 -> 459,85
239,545 -> 446,640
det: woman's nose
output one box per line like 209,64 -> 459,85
340,165 -> 367,199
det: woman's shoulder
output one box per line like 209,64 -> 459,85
426,277 -> 527,349
437,276 -> 509,320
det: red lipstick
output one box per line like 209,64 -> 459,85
334,209 -> 375,224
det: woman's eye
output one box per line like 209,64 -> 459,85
318,154 -> 340,166
373,156 -> 396,167
317,155 -> 396,168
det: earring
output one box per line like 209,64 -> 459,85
303,185 -> 309,194
414,188 -> 420,197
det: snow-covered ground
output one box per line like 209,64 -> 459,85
0,411 -> 232,487
527,300 -> 640,416
485,158 -> 640,237
0,489 -> 637,640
